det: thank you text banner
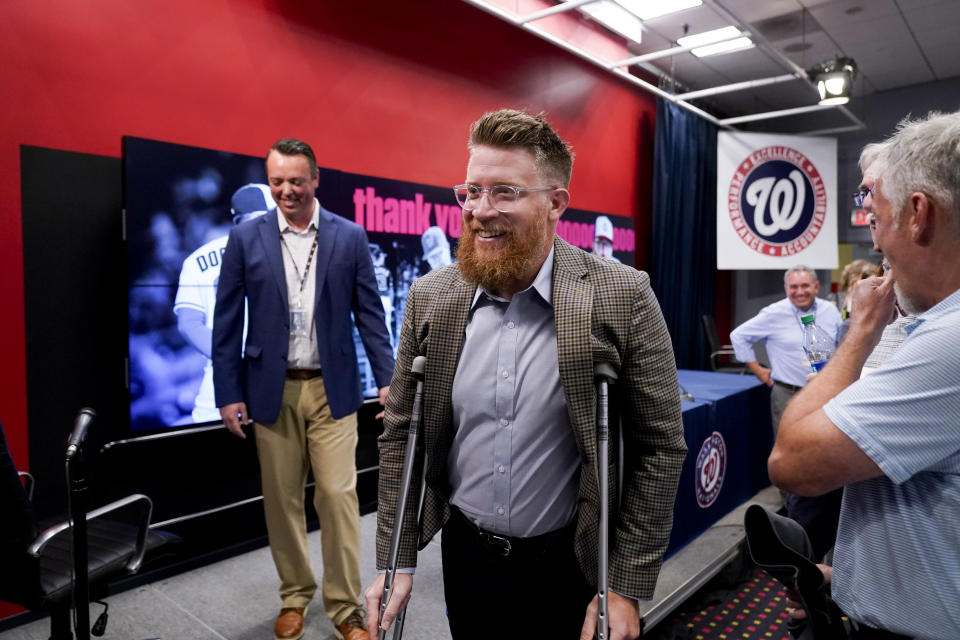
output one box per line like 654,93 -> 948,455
717,131 -> 838,270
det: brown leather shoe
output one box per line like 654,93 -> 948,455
335,610 -> 367,640
274,607 -> 306,640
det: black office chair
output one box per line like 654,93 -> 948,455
701,314 -> 747,373
0,419 -> 178,639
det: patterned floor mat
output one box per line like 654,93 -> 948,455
646,568 -> 795,640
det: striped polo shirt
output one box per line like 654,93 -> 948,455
822,287 -> 960,638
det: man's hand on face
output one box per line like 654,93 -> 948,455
847,272 -> 898,344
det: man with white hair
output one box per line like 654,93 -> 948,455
770,110 -> 960,638
853,141 -> 916,375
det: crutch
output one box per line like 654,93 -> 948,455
389,422 -> 429,639
379,355 -> 427,640
594,362 -> 618,640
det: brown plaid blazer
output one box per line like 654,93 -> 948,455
375,236 -> 686,599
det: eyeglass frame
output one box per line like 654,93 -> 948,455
852,184 -> 878,208
452,183 -> 557,213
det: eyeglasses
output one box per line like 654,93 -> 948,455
453,184 -> 555,213
852,185 -> 877,207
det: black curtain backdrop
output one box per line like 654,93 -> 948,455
650,100 -> 718,370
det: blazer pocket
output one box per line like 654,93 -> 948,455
245,344 -> 262,359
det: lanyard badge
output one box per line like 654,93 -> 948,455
282,230 -> 319,339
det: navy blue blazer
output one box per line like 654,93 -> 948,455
212,205 -> 395,422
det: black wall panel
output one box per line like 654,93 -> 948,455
20,145 -> 380,578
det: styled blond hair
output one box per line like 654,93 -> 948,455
469,109 -> 574,188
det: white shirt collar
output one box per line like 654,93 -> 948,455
277,199 -> 320,233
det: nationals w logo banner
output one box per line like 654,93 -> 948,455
717,132 -> 838,269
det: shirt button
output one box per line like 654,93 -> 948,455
502,370 -> 509,378
497,506 -> 505,515
507,321 -> 515,329
498,465 -> 505,473
500,418 -> 509,426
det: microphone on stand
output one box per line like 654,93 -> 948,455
66,407 -> 96,459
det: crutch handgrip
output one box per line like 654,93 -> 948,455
380,356 -> 427,640
594,361 -> 618,384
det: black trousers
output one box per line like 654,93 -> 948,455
441,507 -> 594,640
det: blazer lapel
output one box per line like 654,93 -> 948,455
423,273 -> 475,486
312,205 -> 339,306
552,237 -> 596,460
259,210 -> 288,309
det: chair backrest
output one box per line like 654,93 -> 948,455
0,420 -> 40,597
0,420 -> 37,541
701,314 -> 723,351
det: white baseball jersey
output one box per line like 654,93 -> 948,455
174,235 -> 228,422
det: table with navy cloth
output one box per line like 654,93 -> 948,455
665,369 -> 773,555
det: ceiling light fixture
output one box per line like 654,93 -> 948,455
691,36 -> 753,57
676,26 -> 754,57
564,0 -> 645,44
614,0 -> 702,21
808,56 -> 857,105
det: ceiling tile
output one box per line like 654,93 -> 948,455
911,26 -> 955,48
806,0 -> 900,27
919,43 -> 960,80
640,4 -> 731,44
867,66 -> 936,91
716,0 -> 805,24
901,3 -> 960,31
772,30 -> 840,70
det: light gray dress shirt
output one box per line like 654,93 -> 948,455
730,296 -> 842,387
448,248 -> 581,538
279,201 -> 321,370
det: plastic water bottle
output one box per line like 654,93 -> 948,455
801,313 -> 835,372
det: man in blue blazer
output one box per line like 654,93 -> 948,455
213,138 -> 394,640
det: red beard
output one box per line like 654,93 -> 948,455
456,211 -> 550,294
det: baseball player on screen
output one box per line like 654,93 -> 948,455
592,215 -> 620,262
174,183 -> 275,423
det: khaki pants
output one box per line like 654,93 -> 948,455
770,382 -> 797,439
255,376 -> 361,625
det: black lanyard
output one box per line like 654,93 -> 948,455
280,227 -> 319,307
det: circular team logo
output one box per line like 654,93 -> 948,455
695,431 -> 726,508
727,146 -> 827,257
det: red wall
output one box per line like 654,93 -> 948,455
0,0 -> 656,622
0,0 -> 656,466
0,0 -> 654,510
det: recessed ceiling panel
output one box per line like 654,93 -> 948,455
922,43 -> 960,80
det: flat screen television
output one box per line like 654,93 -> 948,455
124,136 -> 635,432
